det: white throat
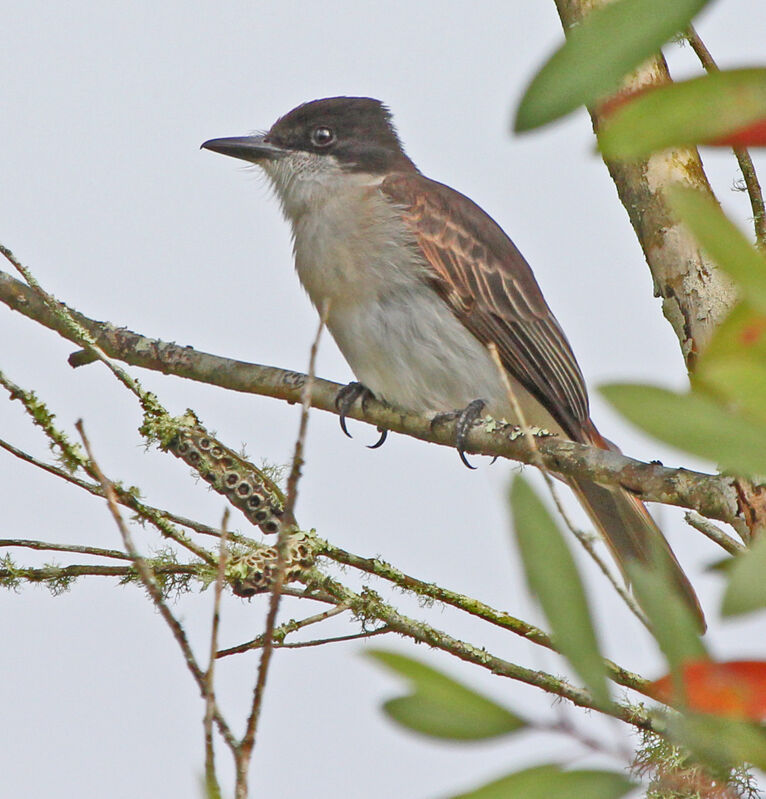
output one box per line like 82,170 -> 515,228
260,151 -> 382,222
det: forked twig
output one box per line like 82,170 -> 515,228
203,509 -> 229,798
236,302 -> 328,798
217,603 -> 351,659
684,511 -> 744,555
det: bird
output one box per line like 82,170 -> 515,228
202,96 -> 704,628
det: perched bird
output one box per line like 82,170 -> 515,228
202,96 -> 704,627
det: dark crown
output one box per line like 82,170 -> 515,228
265,96 -> 416,174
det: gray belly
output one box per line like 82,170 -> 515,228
325,285 -> 564,434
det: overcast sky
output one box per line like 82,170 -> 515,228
2,2 -> 766,797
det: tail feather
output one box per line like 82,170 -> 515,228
571,423 -> 706,631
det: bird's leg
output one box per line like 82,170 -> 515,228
431,399 -> 487,469
335,382 -> 370,437
334,382 -> 388,448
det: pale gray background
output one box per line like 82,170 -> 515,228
2,2 -> 765,797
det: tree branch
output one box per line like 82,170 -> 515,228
312,575 -> 657,732
684,511 -> 745,556
316,540 -> 651,695
552,1 -> 739,369
0,561 -> 200,590
216,604 -> 352,658
0,538 -> 132,561
0,268 -> 748,531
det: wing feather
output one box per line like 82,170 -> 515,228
381,172 -> 589,439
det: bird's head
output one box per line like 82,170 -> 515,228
202,96 -> 416,218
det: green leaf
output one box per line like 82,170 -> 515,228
667,714 -> 766,772
722,534 -> 766,617
514,0 -> 710,131
697,356 -> 766,426
697,307 -> 766,405
705,555 -> 733,574
598,68 -> 766,158
668,187 -> 766,313
700,302 -> 766,365
509,475 -> 609,706
366,650 -> 525,740
600,383 -> 766,477
628,560 -> 706,673
449,765 -> 634,799
696,302 -> 766,426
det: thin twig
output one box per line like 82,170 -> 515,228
217,604 -> 350,658
684,511 -> 744,556
685,25 -> 766,250
203,510 -> 229,799
0,245 -> 156,413
0,538 -> 131,561
73,420 -> 237,751
543,715 -> 630,764
487,343 -> 648,627
236,304 -> 327,798
317,539 -> 650,695
271,627 -> 392,649
488,342 -> 650,753
0,560 -> 333,606
281,303 -> 329,529
0,562 -> 201,583
315,574 -> 657,731
159,510 -> 252,546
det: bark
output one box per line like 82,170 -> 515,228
0,268 -> 750,530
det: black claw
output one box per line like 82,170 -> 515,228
368,427 -> 388,449
335,382 -> 383,444
335,382 -> 368,439
454,399 -> 487,470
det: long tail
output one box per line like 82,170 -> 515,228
569,423 -> 706,631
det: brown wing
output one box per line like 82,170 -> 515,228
381,172 -> 589,440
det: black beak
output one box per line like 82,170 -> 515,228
201,134 -> 287,163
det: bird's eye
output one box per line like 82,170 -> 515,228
310,126 -> 336,147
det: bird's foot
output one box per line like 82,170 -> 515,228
335,382 -> 388,448
431,399 -> 487,469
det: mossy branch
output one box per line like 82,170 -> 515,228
0,266 -> 750,535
